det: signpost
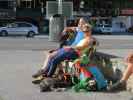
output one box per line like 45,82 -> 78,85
58,0 -> 63,14
47,0 -> 73,41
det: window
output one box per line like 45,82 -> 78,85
120,22 -> 125,28
0,1 -> 8,9
0,1 -> 14,9
8,23 -> 18,28
17,23 -> 32,27
20,1 -> 31,8
18,0 -> 46,8
104,24 -> 112,27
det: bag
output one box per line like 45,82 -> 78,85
72,77 -> 97,92
39,75 -> 72,92
88,66 -> 107,90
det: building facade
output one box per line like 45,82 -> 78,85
1,0 -> 133,20
0,0 -> 16,26
1,0 -> 133,32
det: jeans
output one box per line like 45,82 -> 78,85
44,48 -> 79,77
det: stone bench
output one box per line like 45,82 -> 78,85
93,52 -> 126,80
45,51 -> 133,92
127,75 -> 133,93
94,52 -> 133,93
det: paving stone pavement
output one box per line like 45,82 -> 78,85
0,50 -> 133,100
0,35 -> 133,100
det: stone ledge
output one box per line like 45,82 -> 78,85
45,51 -> 133,92
95,52 -> 133,93
93,52 -> 126,80
127,75 -> 133,93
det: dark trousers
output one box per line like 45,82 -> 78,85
44,48 -> 79,77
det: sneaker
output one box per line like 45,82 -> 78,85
32,75 -> 44,84
107,80 -> 126,92
32,69 -> 44,78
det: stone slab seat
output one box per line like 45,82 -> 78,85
93,52 -> 125,80
45,50 -> 133,93
127,74 -> 133,93
94,52 -> 133,93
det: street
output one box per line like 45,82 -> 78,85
0,35 -> 133,100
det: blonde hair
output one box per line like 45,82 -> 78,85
82,23 -> 92,32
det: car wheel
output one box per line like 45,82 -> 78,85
27,31 -> 35,37
1,30 -> 8,36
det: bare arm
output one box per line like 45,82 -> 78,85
74,38 -> 90,51
63,27 -> 77,33
63,37 -> 91,51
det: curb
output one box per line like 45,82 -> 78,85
35,35 -> 133,40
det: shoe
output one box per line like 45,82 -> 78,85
107,80 -> 126,92
32,69 -> 44,78
49,49 -> 56,53
32,75 -> 44,84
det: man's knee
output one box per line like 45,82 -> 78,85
126,53 -> 133,63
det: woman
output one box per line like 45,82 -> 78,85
108,52 -> 133,91
62,17 -> 88,46
32,23 -> 93,80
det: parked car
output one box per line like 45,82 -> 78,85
0,22 -> 39,37
93,24 -> 112,34
111,22 -> 127,33
93,22 -> 126,34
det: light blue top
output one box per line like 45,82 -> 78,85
71,27 -> 84,46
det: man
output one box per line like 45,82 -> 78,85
108,52 -> 133,91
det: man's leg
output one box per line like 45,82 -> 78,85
47,48 -> 79,77
32,51 -> 58,78
121,63 -> 133,81
41,51 -> 58,70
107,62 -> 133,92
32,51 -> 59,84
46,49 -> 67,77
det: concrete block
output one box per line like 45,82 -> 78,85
93,52 -> 127,81
127,75 -> 133,93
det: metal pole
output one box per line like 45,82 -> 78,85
26,0 -> 27,8
33,0 -> 35,8
58,0 -> 63,14
13,1 -> 16,12
41,2 -> 44,14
